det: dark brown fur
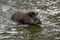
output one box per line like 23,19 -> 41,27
11,11 -> 42,25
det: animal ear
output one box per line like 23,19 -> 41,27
27,14 -> 32,17
27,11 -> 35,17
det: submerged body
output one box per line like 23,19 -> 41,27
11,11 -> 42,25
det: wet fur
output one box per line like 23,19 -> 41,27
11,11 -> 42,25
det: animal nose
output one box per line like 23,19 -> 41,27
38,21 -> 42,24
37,20 -> 42,24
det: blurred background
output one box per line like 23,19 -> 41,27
0,0 -> 60,40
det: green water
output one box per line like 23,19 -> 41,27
0,0 -> 60,40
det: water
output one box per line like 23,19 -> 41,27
0,0 -> 60,40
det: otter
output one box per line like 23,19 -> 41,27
11,11 -> 42,25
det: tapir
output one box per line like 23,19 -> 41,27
11,11 -> 42,25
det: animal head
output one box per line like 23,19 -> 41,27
26,11 -> 42,24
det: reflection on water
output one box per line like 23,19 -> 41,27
24,25 -> 42,40
0,0 -> 60,40
0,24 -> 42,40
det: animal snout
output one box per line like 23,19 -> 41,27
37,21 -> 42,24
36,19 -> 42,24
